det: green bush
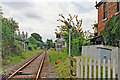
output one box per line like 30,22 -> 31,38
33,45 -> 37,49
27,44 -> 34,51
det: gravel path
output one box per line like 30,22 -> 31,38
40,51 -> 59,78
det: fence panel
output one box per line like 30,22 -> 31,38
69,56 -> 118,79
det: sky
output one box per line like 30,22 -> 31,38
0,0 -> 99,42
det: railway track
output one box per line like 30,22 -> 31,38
6,50 -> 47,80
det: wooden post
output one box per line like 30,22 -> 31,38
94,59 -> 96,78
98,59 -> 101,79
113,59 -> 116,79
108,59 -> 111,79
76,57 -> 80,78
81,58 -> 83,78
103,59 -> 106,79
89,58 -> 92,79
85,58 -> 87,78
118,48 -> 120,80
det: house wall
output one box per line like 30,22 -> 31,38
98,2 -> 119,34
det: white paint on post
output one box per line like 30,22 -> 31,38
103,59 -> 106,79
85,58 -> 87,78
94,59 -> 96,78
98,59 -> 101,78
89,58 -> 92,79
113,59 -> 116,79
108,59 -> 111,79
76,57 -> 80,78
81,58 -> 83,78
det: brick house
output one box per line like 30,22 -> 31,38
89,0 -> 120,45
95,0 -> 120,35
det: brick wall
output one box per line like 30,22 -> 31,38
98,2 -> 118,34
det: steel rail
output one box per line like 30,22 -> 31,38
6,51 -> 44,80
36,52 -> 46,80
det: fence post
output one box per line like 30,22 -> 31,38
81,58 -> 83,78
118,48 -> 120,80
85,58 -> 87,78
89,58 -> 92,79
113,59 -> 116,79
98,59 -> 101,79
103,59 -> 106,79
108,59 -> 111,78
94,59 -> 96,78
76,57 -> 80,78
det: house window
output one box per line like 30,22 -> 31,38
103,2 -> 107,19
117,1 -> 120,12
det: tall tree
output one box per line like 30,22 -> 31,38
2,17 -> 20,57
31,33 -> 43,42
56,14 -> 85,56
46,39 -> 55,49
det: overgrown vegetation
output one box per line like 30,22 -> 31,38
55,14 -> 91,56
2,50 -> 42,65
2,17 -> 20,58
101,15 -> 120,47
46,39 -> 55,49
48,48 -> 69,78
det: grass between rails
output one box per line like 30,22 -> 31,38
1,49 -> 42,71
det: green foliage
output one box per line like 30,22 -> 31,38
15,36 -> 23,41
2,50 -> 42,65
31,33 -> 43,42
46,39 -> 55,49
27,45 -> 33,51
27,44 -> 36,51
48,49 -> 69,78
56,14 -> 85,56
1,17 -> 21,58
28,37 -> 37,45
48,48 -> 68,64
101,15 -> 120,47
27,33 -> 44,49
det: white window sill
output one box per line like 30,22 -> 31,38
115,11 -> 120,15
102,18 -> 108,22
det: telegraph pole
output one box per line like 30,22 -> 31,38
68,24 -> 72,64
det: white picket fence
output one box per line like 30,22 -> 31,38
76,57 -> 118,79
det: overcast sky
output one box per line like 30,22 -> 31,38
1,1 -> 98,42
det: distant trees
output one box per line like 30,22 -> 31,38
46,39 -> 55,49
101,15 -> 120,47
56,14 -> 85,56
26,33 -> 44,50
31,33 -> 43,42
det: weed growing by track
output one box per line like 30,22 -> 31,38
48,48 -> 70,78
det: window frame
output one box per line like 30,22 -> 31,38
103,2 -> 107,19
115,0 -> 120,15
117,1 -> 120,12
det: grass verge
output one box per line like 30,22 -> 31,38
48,48 -> 70,78
1,49 -> 42,71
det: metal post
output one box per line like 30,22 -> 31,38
69,28 -> 71,64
